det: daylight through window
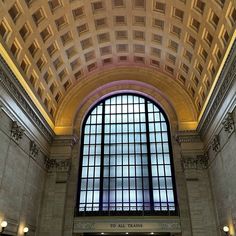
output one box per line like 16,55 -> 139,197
76,94 -> 178,216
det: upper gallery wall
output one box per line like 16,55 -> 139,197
0,0 -> 235,132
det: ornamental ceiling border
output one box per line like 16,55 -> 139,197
198,39 -> 236,137
0,55 -> 54,142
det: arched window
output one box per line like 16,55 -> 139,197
76,94 -> 178,216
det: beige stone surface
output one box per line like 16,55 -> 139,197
0,110 -> 46,235
208,108 -> 236,236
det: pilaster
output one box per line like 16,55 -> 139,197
38,135 -> 78,236
176,131 -> 217,236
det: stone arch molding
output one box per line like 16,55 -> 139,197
55,67 -> 198,135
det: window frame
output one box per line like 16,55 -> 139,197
76,93 -> 178,216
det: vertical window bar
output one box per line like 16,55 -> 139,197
144,100 -> 154,212
99,102 -> 105,212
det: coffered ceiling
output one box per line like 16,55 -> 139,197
0,0 -> 235,128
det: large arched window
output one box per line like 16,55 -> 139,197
76,94 -> 178,216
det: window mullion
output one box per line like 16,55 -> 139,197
144,100 -> 154,212
99,102 -> 105,212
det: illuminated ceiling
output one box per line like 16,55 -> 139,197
0,0 -> 235,131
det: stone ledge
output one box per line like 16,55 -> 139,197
73,216 -> 181,233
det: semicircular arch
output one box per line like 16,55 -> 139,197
55,67 -> 197,135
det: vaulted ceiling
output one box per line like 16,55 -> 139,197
0,0 -> 235,131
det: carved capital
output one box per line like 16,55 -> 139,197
52,135 -> 78,147
175,131 -> 201,144
45,158 -> 71,172
30,140 -> 39,157
181,154 -> 208,170
11,121 -> 24,142
222,112 -> 235,135
211,135 -> 220,152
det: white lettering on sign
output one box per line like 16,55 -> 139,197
110,224 -> 143,228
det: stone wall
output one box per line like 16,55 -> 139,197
198,38 -> 236,236
0,57 -> 53,236
207,110 -> 236,235
176,133 -> 217,236
38,136 -> 76,236
0,107 -> 46,236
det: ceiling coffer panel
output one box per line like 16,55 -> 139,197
0,0 -> 235,120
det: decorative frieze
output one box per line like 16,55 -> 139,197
30,140 -> 39,157
199,40 -> 236,136
11,121 -> 24,142
0,55 -> 54,142
45,158 -> 71,172
211,135 -> 220,153
222,112 -> 235,135
0,102 -> 3,117
181,154 -> 208,170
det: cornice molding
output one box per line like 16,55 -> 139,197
198,40 -> 236,136
0,55 -> 54,142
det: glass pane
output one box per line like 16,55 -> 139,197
83,145 -> 89,154
159,177 -> 165,189
81,179 -> 87,190
97,115 -> 102,123
151,154 -> 157,164
82,157 -> 88,166
162,132 -> 168,141
117,190 -> 122,201
167,190 -> 174,202
84,135 -> 89,144
152,177 -> 159,188
149,123 -> 155,132
95,167 -> 100,177
94,191 -> 100,202
86,191 -> 93,202
158,165 -> 165,176
94,179 -> 100,190
160,190 -> 167,202
123,178 -> 129,189
89,156 -> 94,165
165,165 -> 171,176
123,190 -> 129,202
148,113 -> 154,122
88,167 -> 94,177
153,190 -> 160,202
161,123 -> 167,131
164,154 -> 170,164
80,191 -> 86,203
152,165 -> 158,176
166,177 -> 173,189
82,168 -> 87,177
137,190 -> 143,201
